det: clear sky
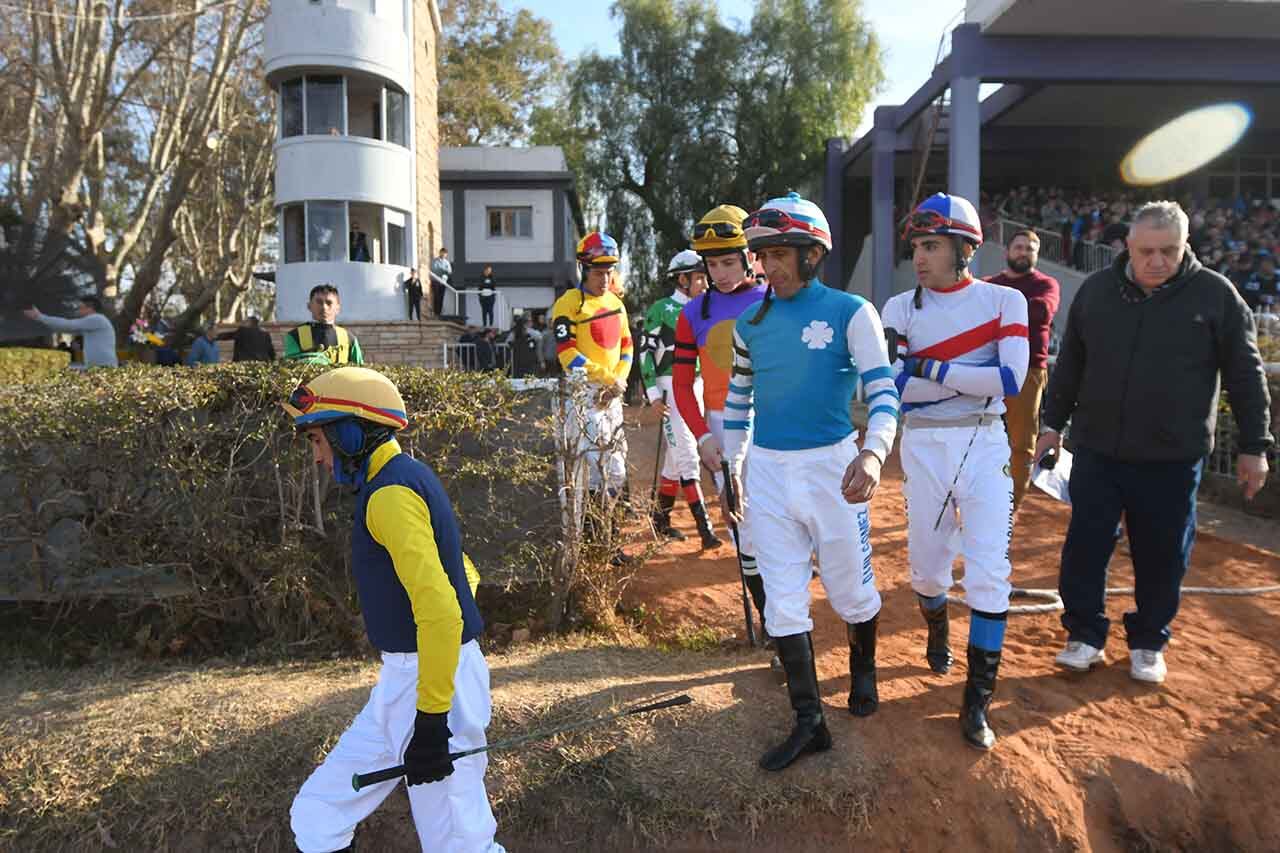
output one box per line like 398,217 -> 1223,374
503,0 -> 969,139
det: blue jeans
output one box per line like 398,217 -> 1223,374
1058,446 -> 1202,651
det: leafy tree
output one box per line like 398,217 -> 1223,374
540,0 -> 883,304
438,0 -> 565,146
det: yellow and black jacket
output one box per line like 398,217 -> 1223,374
284,322 -> 364,365
354,439 -> 482,712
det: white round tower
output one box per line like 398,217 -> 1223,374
264,0 -> 420,323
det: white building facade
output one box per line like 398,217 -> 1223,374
440,147 -> 584,328
264,0 -> 440,323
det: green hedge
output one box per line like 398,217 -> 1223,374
0,364 -> 556,659
0,347 -> 70,384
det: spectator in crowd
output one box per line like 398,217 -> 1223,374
479,265 -> 497,327
349,220 -> 371,262
430,249 -> 451,317
404,268 -> 424,321
986,229 -> 1061,512
23,296 -> 118,368
1037,201 -> 1272,684
474,328 -> 498,371
154,334 -> 181,367
526,313 -> 546,373
510,315 -> 540,378
284,284 -> 364,365
185,323 -> 221,366
1241,253 -> 1280,312
216,315 -> 276,362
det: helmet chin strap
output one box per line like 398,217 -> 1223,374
323,420 -> 394,486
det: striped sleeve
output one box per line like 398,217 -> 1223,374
881,294 -> 957,408
638,302 -> 662,402
936,287 -> 1030,398
672,311 -> 711,440
722,326 -> 753,475
847,300 -> 899,464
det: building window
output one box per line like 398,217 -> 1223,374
386,87 -> 407,147
305,76 -> 344,136
282,204 -> 305,263
488,206 -> 533,238
281,79 -> 303,137
386,208 -> 408,266
307,201 -> 346,262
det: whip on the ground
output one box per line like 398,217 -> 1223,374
721,461 -> 759,647
352,694 -> 693,791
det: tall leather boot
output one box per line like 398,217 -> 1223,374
961,644 -> 1002,750
918,594 -> 954,674
690,501 -> 723,550
847,614 -> 879,717
760,632 -> 831,771
651,493 -> 686,540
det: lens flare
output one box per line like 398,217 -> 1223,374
1120,102 -> 1252,186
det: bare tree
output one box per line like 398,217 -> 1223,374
1,0 -> 269,332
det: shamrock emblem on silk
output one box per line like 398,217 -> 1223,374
801,319 -> 834,350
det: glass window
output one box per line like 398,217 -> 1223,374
281,79 -> 303,137
305,76 -> 343,136
386,87 -> 407,147
387,223 -> 406,266
306,201 -> 346,262
282,204 -> 305,263
487,206 -> 534,238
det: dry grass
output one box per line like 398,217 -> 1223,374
0,635 -> 881,852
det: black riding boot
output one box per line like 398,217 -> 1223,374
847,615 -> 879,717
960,644 -> 1002,750
651,493 -> 686,540
760,633 -> 832,771
918,595 -> 954,674
690,501 -> 723,549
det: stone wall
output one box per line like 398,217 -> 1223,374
413,0 -> 444,263
214,320 -> 466,367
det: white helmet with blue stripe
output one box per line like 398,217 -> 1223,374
744,192 -> 833,252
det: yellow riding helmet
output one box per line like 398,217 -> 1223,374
282,366 -> 408,431
691,204 -> 749,254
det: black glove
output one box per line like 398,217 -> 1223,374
404,711 -> 454,786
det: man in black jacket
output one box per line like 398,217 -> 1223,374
215,315 -> 276,362
1036,201 -> 1272,684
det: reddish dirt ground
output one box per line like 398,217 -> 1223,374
621,406 -> 1280,851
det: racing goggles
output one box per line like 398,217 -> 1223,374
692,221 -> 744,242
901,210 -> 979,241
288,383 -> 320,414
744,208 -> 824,237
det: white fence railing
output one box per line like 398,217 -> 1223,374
426,271 -> 513,331
441,341 -> 512,372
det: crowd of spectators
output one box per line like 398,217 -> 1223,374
979,186 -> 1280,312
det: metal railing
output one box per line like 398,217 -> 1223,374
425,272 -> 512,330
994,218 -> 1117,274
1073,240 -> 1118,275
441,341 -> 512,372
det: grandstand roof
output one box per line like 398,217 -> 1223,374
967,0 -> 1280,40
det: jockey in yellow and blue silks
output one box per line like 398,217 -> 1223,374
283,367 -> 504,853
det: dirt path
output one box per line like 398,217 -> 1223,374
619,405 -> 1280,851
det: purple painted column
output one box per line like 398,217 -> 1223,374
948,23 -> 982,274
872,106 -> 897,311
823,136 -> 848,289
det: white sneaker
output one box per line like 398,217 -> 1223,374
1055,641 -> 1106,671
1129,649 -> 1167,684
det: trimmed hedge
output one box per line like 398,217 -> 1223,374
0,364 -> 556,658
0,347 -> 70,384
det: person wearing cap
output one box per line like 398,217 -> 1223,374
702,192 -> 900,771
671,205 -> 770,626
550,232 -> 635,552
640,249 -> 721,549
284,284 -> 364,366
283,367 -> 503,853
881,192 -> 1029,750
